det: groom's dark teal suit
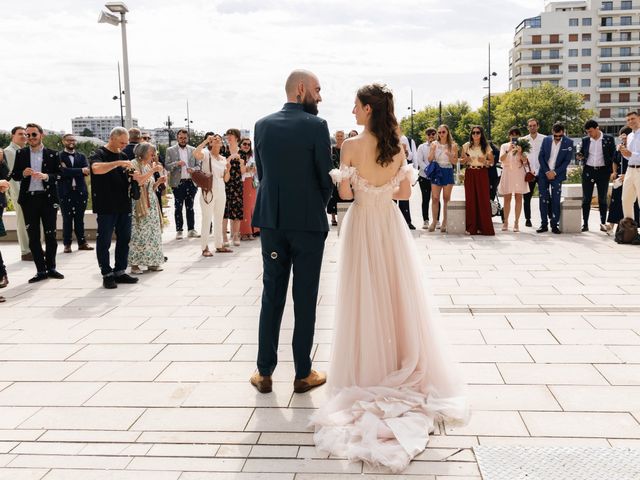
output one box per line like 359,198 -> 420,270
252,102 -> 333,379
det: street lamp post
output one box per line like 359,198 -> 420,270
98,2 -> 133,128
165,116 -> 174,146
184,100 -> 194,136
483,43 -> 498,140
407,89 -> 416,141
112,62 -> 125,127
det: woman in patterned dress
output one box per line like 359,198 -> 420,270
223,128 -> 246,246
129,142 -> 166,274
239,137 -> 258,240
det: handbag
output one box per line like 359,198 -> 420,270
425,161 -> 441,182
523,162 -> 535,183
191,153 -> 214,203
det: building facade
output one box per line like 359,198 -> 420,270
71,116 -> 139,142
510,0 -> 640,133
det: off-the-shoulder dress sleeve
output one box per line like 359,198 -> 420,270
329,165 -> 356,185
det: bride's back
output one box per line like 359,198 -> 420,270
346,132 -> 405,187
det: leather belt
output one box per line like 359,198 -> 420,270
467,166 -> 485,170
628,165 -> 640,168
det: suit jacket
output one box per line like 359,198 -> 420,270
538,136 -> 574,182
252,102 -> 333,232
57,151 -> 89,197
579,133 -> 615,173
10,147 -> 61,206
165,144 -> 196,188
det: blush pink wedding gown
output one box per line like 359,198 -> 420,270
309,164 -> 469,473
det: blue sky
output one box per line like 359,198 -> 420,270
2,0 -> 544,134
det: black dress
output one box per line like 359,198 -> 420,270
224,156 -> 244,220
327,146 -> 341,215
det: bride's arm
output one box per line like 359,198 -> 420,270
336,140 -> 355,201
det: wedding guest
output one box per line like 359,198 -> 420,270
427,124 -> 458,233
399,134 -> 416,229
11,123 -> 64,283
3,126 -> 31,260
166,129 -> 199,240
461,126 -> 495,235
327,130 -> 345,226
128,142 -> 166,274
90,127 -> 140,289
122,127 -> 141,160
607,127 -> 637,231
415,127 -> 438,229
577,120 -> 615,232
193,133 -> 232,255
239,137 -> 258,240
0,179 -> 8,301
58,134 -> 93,253
223,128 -> 246,246
348,129 -> 359,138
619,112 -> 640,221
522,118 -> 546,227
498,127 -> 530,232
537,122 -> 574,234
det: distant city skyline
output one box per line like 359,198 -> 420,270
2,0 -> 544,135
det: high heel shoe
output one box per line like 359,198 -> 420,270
428,222 -> 436,232
513,221 -> 520,233
441,224 -> 447,233
501,223 -> 509,231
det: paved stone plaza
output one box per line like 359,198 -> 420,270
0,191 -> 639,479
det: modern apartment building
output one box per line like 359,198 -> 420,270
71,116 -> 139,142
510,0 -> 640,133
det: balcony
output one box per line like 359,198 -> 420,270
599,21 -> 640,30
517,70 -> 564,80
516,55 -> 563,64
597,68 -> 640,76
597,101 -> 637,107
597,54 -> 640,61
597,36 -> 637,46
597,84 -> 639,91
522,40 -> 564,48
598,7 -> 638,15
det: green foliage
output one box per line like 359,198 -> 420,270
0,133 -> 10,148
188,130 -> 207,147
81,128 -> 94,137
399,101 -> 473,146
566,165 -> 582,184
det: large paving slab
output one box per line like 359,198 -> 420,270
0,191 -> 638,477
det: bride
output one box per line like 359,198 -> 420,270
310,84 -> 469,472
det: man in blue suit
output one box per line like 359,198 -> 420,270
537,122 -> 575,234
250,70 -> 333,394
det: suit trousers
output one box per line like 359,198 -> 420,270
538,175 -> 562,228
622,167 -> 640,219
581,166 -> 609,225
173,180 -> 197,232
200,186 -> 226,250
96,212 -> 132,277
257,227 -> 327,379
523,177 -> 553,222
8,180 -> 30,255
397,200 -> 412,226
22,192 -> 58,273
60,189 -> 88,246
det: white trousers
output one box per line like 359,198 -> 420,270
622,167 -> 640,219
200,184 -> 226,251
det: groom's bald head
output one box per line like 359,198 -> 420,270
285,69 -> 322,115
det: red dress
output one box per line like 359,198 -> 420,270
240,156 -> 258,235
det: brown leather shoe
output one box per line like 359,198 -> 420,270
21,252 -> 33,261
78,243 -> 94,251
293,370 -> 327,393
250,371 -> 273,394
63,245 -> 72,253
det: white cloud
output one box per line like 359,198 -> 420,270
1,0 -> 544,135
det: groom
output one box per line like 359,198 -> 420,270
250,69 -> 333,394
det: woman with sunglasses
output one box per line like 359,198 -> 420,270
461,126 -> 495,235
239,137 -> 258,240
427,125 -> 458,232
498,127 -> 529,232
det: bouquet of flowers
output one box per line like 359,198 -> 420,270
515,138 -> 531,154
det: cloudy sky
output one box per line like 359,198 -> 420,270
2,0 -> 544,135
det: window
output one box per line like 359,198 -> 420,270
602,17 -> 613,26
569,33 -> 579,41
600,93 -> 611,102
582,48 -> 591,56
620,78 -> 631,87
601,1 -> 613,9
621,32 -> 632,41
621,47 -> 632,56
569,64 -> 578,72
620,93 -> 630,102
550,80 -> 560,86
532,50 -> 542,59
601,32 -> 612,41
601,63 -> 612,72
582,17 -> 592,26
621,62 -> 631,72
550,65 -> 561,74
581,79 -> 591,87
568,79 -> 578,87
601,79 -> 612,87
549,34 -> 560,43
581,64 -> 591,72
532,80 -> 542,87
569,49 -> 579,57
532,66 -> 542,74
618,108 -> 628,117
569,18 -> 579,26
583,94 -> 591,102
550,49 -> 560,59
532,35 -> 542,44
601,47 -> 612,57
582,33 -> 592,41
621,0 -> 633,9
621,16 -> 632,25
600,109 -> 611,118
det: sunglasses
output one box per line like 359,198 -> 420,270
241,142 -> 251,146
26,132 -> 40,138
471,131 -> 481,135
438,131 -> 447,134
553,134 -> 563,139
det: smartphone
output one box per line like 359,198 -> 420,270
511,138 -> 518,145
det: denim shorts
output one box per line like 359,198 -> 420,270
432,167 -> 454,186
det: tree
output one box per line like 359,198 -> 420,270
0,133 -> 10,148
491,83 -> 593,142
81,128 -> 94,137
188,130 -> 207,147
399,101 -> 473,145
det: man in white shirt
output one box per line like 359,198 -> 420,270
3,126 -> 31,260
621,111 -> 640,219
166,129 -> 199,239
523,118 -> 547,228
414,128 -> 440,229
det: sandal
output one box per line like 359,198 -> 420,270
428,222 -> 436,232
130,265 -> 143,275
441,224 -> 447,233
513,221 -> 519,233
148,265 -> 163,271
501,223 -> 509,231
216,247 -> 233,253
202,248 -> 213,257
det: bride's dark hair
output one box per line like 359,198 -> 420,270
357,83 -> 401,167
